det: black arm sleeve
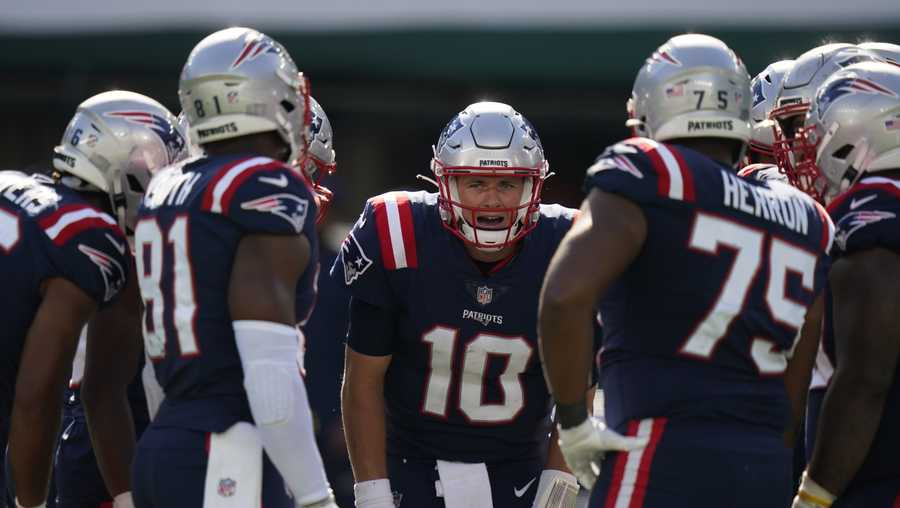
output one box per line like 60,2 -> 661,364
346,296 -> 397,356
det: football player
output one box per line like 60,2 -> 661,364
539,34 -> 834,507
3,90 -> 187,508
334,101 -> 593,508
770,44 -> 881,201
129,27 -> 336,508
789,61 -> 900,508
51,92 -> 189,508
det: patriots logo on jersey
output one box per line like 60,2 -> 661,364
105,111 -> 187,163
340,232 -> 373,285
240,193 -> 309,233
834,209 -> 897,251
587,155 -> 643,179
78,243 -> 126,302
816,77 -> 897,120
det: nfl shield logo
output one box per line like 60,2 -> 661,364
476,286 -> 493,306
218,478 -> 236,497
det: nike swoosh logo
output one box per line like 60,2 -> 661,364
513,477 -> 537,498
259,174 -> 289,188
850,194 -> 877,210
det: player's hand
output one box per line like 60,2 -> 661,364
791,472 -> 835,508
557,417 -> 648,490
532,469 -> 579,508
354,479 -> 396,508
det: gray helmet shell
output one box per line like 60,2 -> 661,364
53,90 -> 188,231
626,34 -> 751,157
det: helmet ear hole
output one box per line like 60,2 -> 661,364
831,144 -> 854,160
280,100 -> 295,113
126,174 -> 145,193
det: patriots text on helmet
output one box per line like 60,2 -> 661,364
196,122 -> 239,139
687,120 -> 734,132
479,160 -> 509,167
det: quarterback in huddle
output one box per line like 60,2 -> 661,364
334,101 -> 617,508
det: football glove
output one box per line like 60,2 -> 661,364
532,469 -> 579,508
557,417 -> 648,490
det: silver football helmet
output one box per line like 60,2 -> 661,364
795,61 -> 900,203
749,60 -> 794,162
858,42 -> 900,67
431,101 -> 548,250
304,96 -> 336,222
770,44 -> 880,199
178,27 -> 310,166
626,34 -> 751,165
53,90 -> 188,232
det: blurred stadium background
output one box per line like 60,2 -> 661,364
3,0 -> 899,503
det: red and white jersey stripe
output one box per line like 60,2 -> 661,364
604,418 -> 667,508
202,156 -> 284,214
625,139 -> 696,202
372,192 -> 418,270
39,204 -> 118,246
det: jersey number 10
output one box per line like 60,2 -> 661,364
421,326 -> 534,424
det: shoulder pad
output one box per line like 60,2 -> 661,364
38,203 -> 120,247
538,203 -> 579,224
39,204 -> 129,304
201,156 -> 315,234
585,137 -> 697,203
366,191 -> 420,270
738,163 -> 788,183
827,177 -> 900,255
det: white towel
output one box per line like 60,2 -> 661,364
203,422 -> 264,508
435,460 -> 493,508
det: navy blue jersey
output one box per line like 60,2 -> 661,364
586,138 -> 833,436
331,191 -> 582,463
0,171 -> 129,421
812,176 -> 900,487
136,154 -> 318,432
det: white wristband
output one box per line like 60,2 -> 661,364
797,471 -> 836,507
113,491 -> 135,508
533,469 -> 579,508
354,479 -> 394,508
